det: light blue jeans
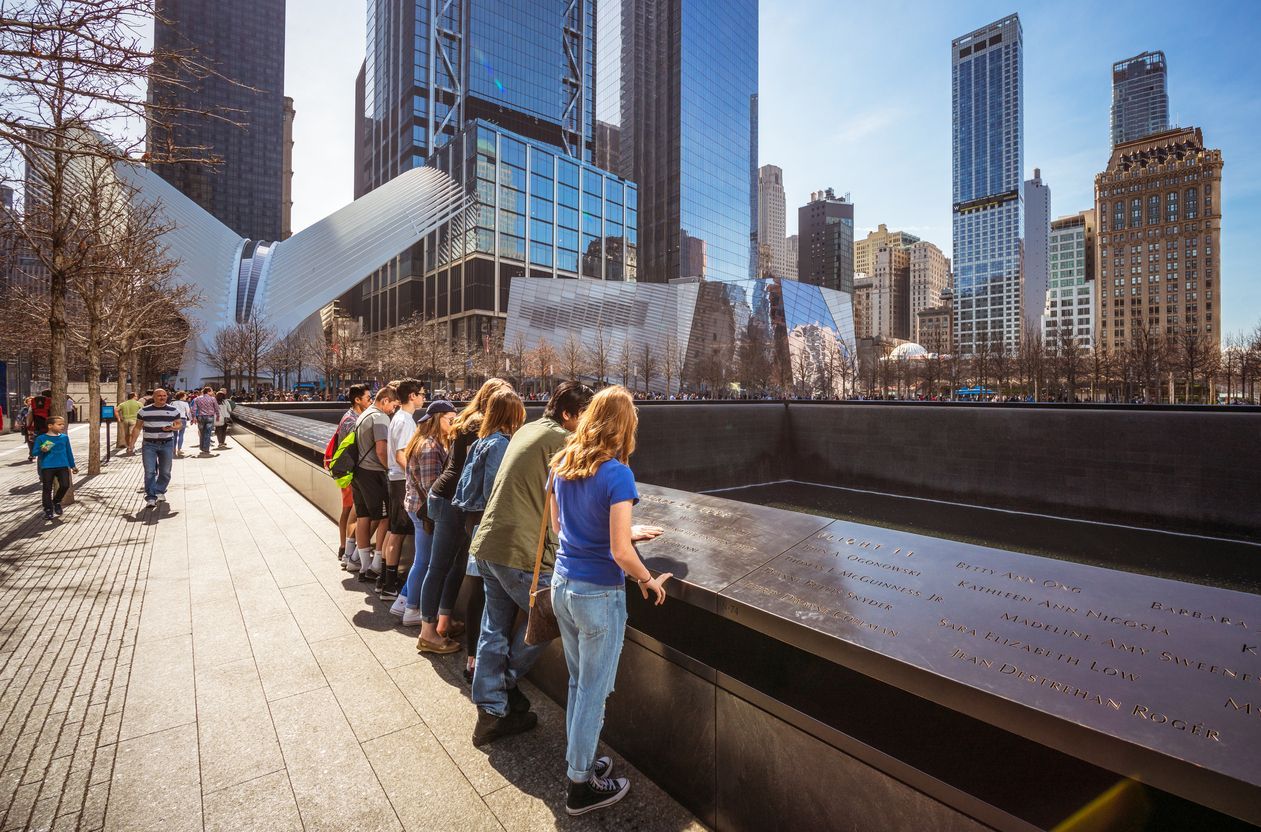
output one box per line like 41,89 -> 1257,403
402,510 -> 434,611
472,559 -> 550,717
142,440 -> 174,500
551,572 -> 627,782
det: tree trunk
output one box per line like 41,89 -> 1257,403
49,267 -> 68,412
115,349 -> 128,447
85,323 -> 102,475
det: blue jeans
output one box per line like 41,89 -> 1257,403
402,510 -> 434,610
175,426 -> 186,451
551,573 -> 627,782
419,494 -> 468,622
197,417 -> 214,452
472,559 -> 550,716
142,441 -> 174,500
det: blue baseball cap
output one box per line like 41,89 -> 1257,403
418,399 -> 457,422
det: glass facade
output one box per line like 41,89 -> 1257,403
505,275 -> 855,397
348,0 -> 597,335
951,14 -> 1023,355
1111,51 -> 1169,148
602,0 -> 757,284
425,120 -> 636,345
150,0 -> 285,242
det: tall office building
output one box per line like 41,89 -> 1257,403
758,165 -> 787,277
1095,128 -> 1222,353
599,0 -> 758,283
1043,210 -> 1095,350
909,241 -> 951,343
281,97 -> 294,239
854,224 -> 920,279
784,235 -> 799,280
798,189 -> 855,293
952,14 -> 1024,354
1024,168 -> 1050,333
348,0 -> 601,334
1112,51 -> 1169,148
149,0 -> 286,242
872,245 -> 910,340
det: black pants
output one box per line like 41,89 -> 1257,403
215,423 -> 227,446
40,467 -> 70,512
465,575 -> 485,655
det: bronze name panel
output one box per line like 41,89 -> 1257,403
633,485 -> 831,605
717,517 -> 1261,819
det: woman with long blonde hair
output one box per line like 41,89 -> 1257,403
417,378 -> 512,653
547,386 -> 668,816
394,399 -> 457,626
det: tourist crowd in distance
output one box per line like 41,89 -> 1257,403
325,377 -> 669,817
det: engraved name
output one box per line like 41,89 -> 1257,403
948,650 -> 1122,710
1132,705 -> 1221,741
1150,602 -> 1248,630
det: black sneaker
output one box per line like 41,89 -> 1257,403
378,571 -> 401,600
471,709 -> 538,747
506,685 -> 531,714
566,775 -> 630,816
52,503 -> 63,516
358,567 -> 380,583
43,509 -> 54,521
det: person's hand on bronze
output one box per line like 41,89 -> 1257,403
638,572 -> 672,605
631,524 -> 664,542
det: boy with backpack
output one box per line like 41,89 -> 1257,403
325,385 -> 371,567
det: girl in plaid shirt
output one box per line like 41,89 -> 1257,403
395,401 -> 456,625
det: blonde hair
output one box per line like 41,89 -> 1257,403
404,410 -> 451,459
451,377 -> 511,436
479,388 -> 526,438
551,386 -> 637,480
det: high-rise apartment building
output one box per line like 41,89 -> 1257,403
599,0 -> 758,283
348,0 -> 603,335
785,235 -> 799,280
1024,168 -> 1050,333
852,275 -> 873,340
149,0 -> 286,242
1095,128 -> 1222,353
916,304 -> 953,354
872,245 -> 911,340
1112,51 -> 1170,148
798,189 -> 854,293
758,165 -> 787,278
854,224 -> 920,279
1043,210 -> 1095,350
952,14 -> 1023,354
909,241 -> 951,343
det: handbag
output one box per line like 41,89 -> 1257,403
524,471 -> 561,645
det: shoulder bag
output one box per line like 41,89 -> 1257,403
525,471 -> 560,645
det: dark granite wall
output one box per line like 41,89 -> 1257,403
256,401 -> 1261,539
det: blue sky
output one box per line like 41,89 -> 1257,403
286,0 -> 1260,336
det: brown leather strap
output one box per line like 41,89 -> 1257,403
528,471 -> 555,608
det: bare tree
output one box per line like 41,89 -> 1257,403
1051,320 -> 1085,402
1087,341 -> 1113,403
638,342 -> 658,394
615,340 -> 633,389
586,329 -> 611,386
528,338 -> 557,396
1173,328 -> 1213,403
206,326 -> 244,392
561,332 -> 588,382
236,316 -> 276,392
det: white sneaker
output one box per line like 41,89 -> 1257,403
369,552 -> 384,574
345,551 -> 361,572
401,608 -> 423,627
144,497 -> 157,508
389,595 -> 407,617
156,494 -> 166,503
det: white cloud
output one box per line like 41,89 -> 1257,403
831,108 -> 903,144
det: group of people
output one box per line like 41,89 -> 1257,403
329,378 -> 671,816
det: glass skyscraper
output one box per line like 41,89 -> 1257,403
348,0 -> 598,333
1111,51 -> 1169,148
951,14 -> 1024,355
598,0 -> 758,284
149,0 -> 286,242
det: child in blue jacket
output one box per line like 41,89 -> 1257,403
34,416 -> 77,520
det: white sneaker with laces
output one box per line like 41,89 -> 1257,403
345,551 -> 362,572
401,608 -> 423,627
156,494 -> 166,503
144,497 -> 157,508
389,595 -> 407,617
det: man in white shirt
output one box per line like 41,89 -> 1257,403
379,379 -> 425,599
171,392 -> 193,457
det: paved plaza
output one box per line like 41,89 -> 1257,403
0,426 -> 702,832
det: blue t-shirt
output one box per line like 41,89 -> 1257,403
554,459 -> 639,586
34,433 -> 75,470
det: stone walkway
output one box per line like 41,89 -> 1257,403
0,426 -> 703,831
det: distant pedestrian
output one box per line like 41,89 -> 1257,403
17,397 -> 33,457
214,390 -> 230,449
25,390 -> 52,461
115,392 -> 142,454
33,416 -> 76,520
190,386 -> 219,456
134,387 -> 182,508
171,392 -> 191,457
65,395 -> 76,424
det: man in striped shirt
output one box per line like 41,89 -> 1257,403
132,387 -> 182,507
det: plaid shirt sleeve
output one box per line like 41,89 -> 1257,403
418,441 -> 447,491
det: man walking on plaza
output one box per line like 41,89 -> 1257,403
115,392 -> 142,454
468,382 -> 596,746
332,385 -> 372,567
132,387 -> 182,508
190,386 -> 219,456
380,379 -> 425,599
351,386 -> 400,582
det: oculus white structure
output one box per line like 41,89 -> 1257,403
117,162 -> 469,384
